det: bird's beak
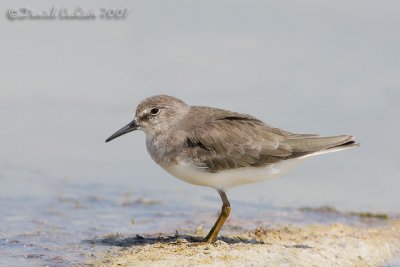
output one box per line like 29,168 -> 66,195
105,119 -> 139,142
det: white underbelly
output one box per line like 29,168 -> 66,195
162,158 -> 306,190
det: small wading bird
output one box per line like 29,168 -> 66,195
106,95 -> 358,243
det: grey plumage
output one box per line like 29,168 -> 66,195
125,95 -> 358,173
176,106 -> 357,173
106,94 -> 359,243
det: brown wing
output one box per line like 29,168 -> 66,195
183,108 -> 294,172
183,107 -> 355,173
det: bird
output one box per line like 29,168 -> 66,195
106,95 -> 358,243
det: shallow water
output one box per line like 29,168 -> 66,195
1,0 -> 400,265
0,165 -> 395,266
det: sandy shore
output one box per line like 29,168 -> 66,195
90,219 -> 400,266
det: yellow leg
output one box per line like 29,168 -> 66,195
205,190 -> 231,243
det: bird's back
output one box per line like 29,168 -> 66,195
171,106 -> 357,173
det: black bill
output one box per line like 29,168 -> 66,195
105,119 -> 138,142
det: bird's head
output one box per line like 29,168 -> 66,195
106,95 -> 189,142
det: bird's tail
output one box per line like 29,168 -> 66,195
284,135 -> 359,158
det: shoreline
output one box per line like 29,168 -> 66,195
90,218 -> 400,266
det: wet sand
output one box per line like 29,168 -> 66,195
91,219 -> 400,266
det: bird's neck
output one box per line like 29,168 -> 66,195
145,131 -> 184,166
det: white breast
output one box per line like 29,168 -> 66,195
162,158 -> 306,190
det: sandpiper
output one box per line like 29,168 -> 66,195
106,95 -> 358,243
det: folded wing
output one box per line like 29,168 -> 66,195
184,108 -> 356,173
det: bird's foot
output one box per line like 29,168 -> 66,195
204,235 -> 218,244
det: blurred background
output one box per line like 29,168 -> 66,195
0,0 -> 400,264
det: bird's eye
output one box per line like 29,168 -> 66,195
149,108 -> 160,115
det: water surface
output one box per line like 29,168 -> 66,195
1,0 -> 400,265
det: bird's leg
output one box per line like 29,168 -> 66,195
205,190 -> 231,243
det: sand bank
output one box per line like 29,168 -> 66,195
90,219 -> 400,266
